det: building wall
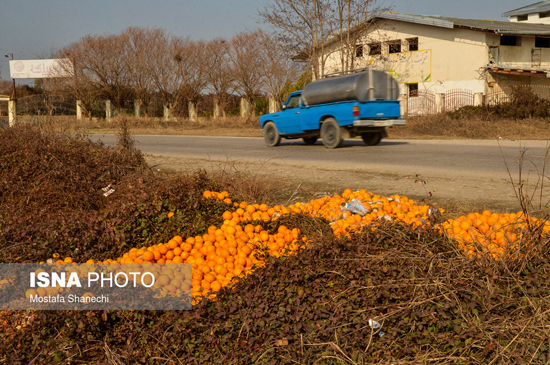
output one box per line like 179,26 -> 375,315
486,33 -> 550,69
322,19 -> 488,94
508,13 -> 550,24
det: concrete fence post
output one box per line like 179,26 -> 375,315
135,100 -> 142,117
435,93 -> 445,114
268,97 -> 278,114
240,98 -> 250,118
474,93 -> 483,107
213,99 -> 221,118
8,100 -> 16,127
76,100 -> 83,120
399,94 -> 407,116
188,101 -> 197,122
163,104 -> 172,121
105,100 -> 112,121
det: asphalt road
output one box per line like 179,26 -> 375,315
91,135 -> 550,181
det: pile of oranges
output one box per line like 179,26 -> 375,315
442,211 -> 550,259
52,189 -> 548,299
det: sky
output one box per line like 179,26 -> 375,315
0,0 -> 539,83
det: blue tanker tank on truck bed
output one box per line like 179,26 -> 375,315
259,69 -> 406,149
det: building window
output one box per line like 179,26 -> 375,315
388,40 -> 401,54
407,37 -> 419,51
536,37 -> 550,48
408,83 -> 418,97
517,15 -> 528,21
540,11 -> 550,18
368,43 -> 381,55
500,35 -> 521,46
355,44 -> 364,58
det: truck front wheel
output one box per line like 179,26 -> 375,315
263,122 -> 281,147
320,118 -> 343,149
361,132 -> 382,146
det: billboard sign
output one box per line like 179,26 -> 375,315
9,58 -> 73,79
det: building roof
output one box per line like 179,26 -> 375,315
373,12 -> 550,36
502,1 -> 550,17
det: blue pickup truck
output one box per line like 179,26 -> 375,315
259,70 -> 406,149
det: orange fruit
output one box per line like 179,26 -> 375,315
167,240 -> 179,250
25,289 -> 38,299
203,273 -> 216,283
210,281 -> 222,291
142,251 -> 154,261
158,244 -> 168,255
201,281 -> 211,291
158,275 -> 170,286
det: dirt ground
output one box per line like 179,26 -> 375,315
144,153 -> 532,218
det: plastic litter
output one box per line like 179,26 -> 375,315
368,319 -> 385,337
102,185 -> 115,197
343,199 -> 368,216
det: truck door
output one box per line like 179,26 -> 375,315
277,94 -> 302,134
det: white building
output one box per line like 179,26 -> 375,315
320,2 -> 550,112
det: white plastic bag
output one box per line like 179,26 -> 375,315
343,199 -> 368,216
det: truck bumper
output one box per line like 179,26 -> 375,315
353,119 -> 406,127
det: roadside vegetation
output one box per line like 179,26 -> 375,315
392,86 -> 550,140
4,85 -> 550,141
1,123 -> 550,363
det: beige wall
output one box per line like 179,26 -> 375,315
323,19 -> 489,94
508,13 -> 550,24
486,33 -> 550,69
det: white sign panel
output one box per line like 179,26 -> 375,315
9,59 -> 73,79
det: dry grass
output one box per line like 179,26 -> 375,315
66,115 -> 260,136
9,112 -> 550,140
390,113 -> 550,140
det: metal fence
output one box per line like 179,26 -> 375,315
406,90 -> 437,116
405,84 -> 550,116
445,89 -> 475,111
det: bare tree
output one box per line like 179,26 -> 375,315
259,0 -> 384,78
0,79 -> 12,95
259,0 -> 332,79
229,29 -> 267,117
330,0 -> 385,72
259,32 -> 304,106
203,38 -> 235,118
173,39 -> 208,121
148,34 -> 198,118
58,33 -> 132,115
56,43 -> 100,120
121,27 -> 163,117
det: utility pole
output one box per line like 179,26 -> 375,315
5,53 -> 17,127
4,53 -> 17,101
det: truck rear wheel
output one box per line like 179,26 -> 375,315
263,122 -> 281,147
320,118 -> 343,149
361,132 -> 382,146
302,137 -> 318,145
